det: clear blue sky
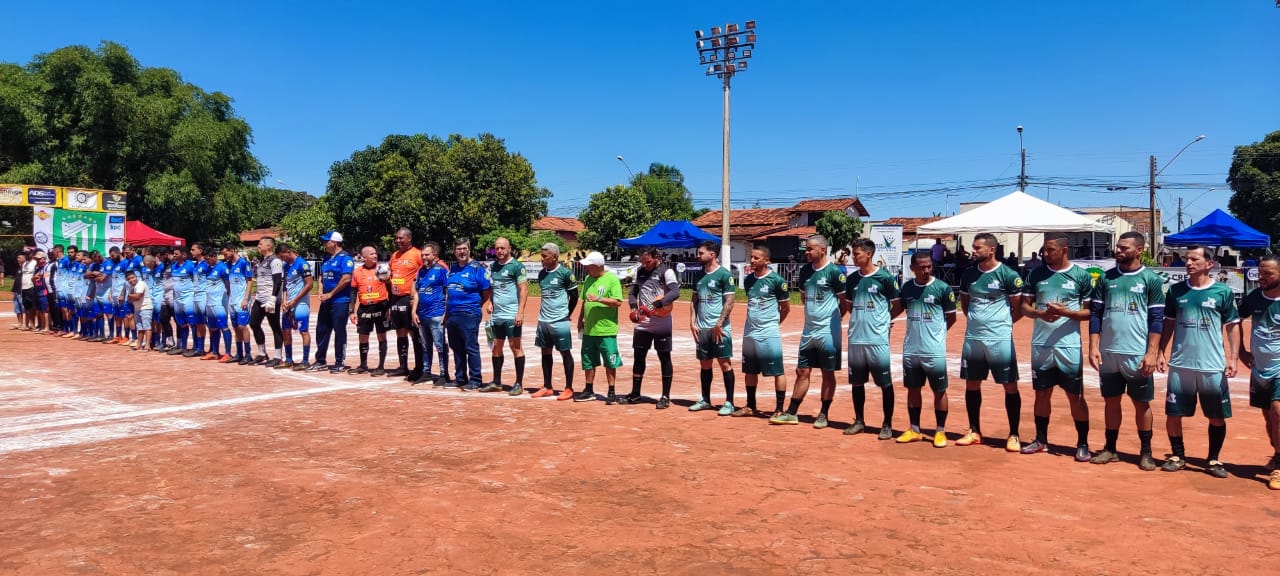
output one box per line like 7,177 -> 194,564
4,1 -> 1277,228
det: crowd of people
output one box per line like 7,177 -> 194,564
9,228 -> 1280,490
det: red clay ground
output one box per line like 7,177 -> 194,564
1,297 -> 1277,575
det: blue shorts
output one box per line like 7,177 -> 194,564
174,299 -> 195,327
137,311 -> 153,331
95,299 -> 114,317
206,304 -> 229,330
284,302 -> 310,331
114,299 -> 130,318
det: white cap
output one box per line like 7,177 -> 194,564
580,251 -> 606,266
321,231 -> 344,243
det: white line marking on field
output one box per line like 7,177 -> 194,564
0,418 -> 202,454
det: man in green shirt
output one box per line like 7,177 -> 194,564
1018,233 -> 1097,460
689,241 -> 737,414
485,237 -> 530,394
1157,245 -> 1242,478
1238,254 -> 1280,490
740,245 -> 790,418
1087,231 -> 1166,470
576,251 -> 623,402
530,243 -> 578,401
841,238 -> 903,437
898,251 -> 958,447
770,234 -> 847,425
957,233 -> 1025,451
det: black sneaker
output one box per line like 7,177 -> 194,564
370,368 -> 386,377
166,347 -> 184,355
877,426 -> 895,440
478,382 -> 503,393
329,364 -> 348,374
507,383 -> 524,396
273,361 -> 294,370
263,359 -> 281,369
655,396 -> 671,410
349,366 -> 369,375
605,392 -> 618,405
616,393 -> 642,405
1206,460 -> 1229,478
252,355 -> 269,365
182,349 -> 201,358
1138,452 -> 1157,471
431,375 -> 447,387
1161,456 -> 1186,472
442,380 -> 461,389
307,362 -> 328,372
573,390 -> 596,402
410,373 -> 432,386
385,368 -> 408,378
461,382 -> 481,391
406,370 -> 422,382
238,356 -> 253,366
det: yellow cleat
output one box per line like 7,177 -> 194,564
1006,435 -> 1022,453
955,431 -> 982,446
1269,470 -> 1280,491
896,429 -> 926,443
933,431 -> 948,448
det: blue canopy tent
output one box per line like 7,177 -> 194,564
618,220 -> 720,249
1164,209 -> 1271,249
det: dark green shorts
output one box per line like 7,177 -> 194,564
742,336 -> 784,376
490,318 -> 522,340
903,355 -> 948,392
1030,345 -> 1084,395
1099,353 -> 1154,402
1166,367 -> 1232,419
960,339 -> 1019,384
534,321 -> 572,352
797,332 -> 841,372
581,335 -> 622,370
1249,372 -> 1280,410
848,343 -> 892,388
695,328 -> 733,361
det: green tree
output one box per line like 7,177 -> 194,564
0,42 -> 269,242
324,133 -> 550,248
1227,130 -> 1280,251
632,162 -> 695,221
577,185 -> 652,257
279,199 -> 337,257
476,226 -> 567,258
815,209 -> 863,259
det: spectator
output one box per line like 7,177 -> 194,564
931,238 -> 945,265
1026,252 -> 1042,271
10,252 -> 26,329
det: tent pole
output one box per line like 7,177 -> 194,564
1018,233 -> 1023,270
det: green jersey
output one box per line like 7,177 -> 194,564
537,264 -> 577,323
489,259 -> 526,320
901,278 -> 957,357
743,270 -> 789,340
1165,281 -> 1240,372
581,271 -> 622,337
1022,263 -> 1095,349
798,261 -> 847,337
1240,289 -> 1280,379
1094,266 -> 1167,356
694,266 -> 735,331
845,266 -> 900,345
960,262 -> 1024,342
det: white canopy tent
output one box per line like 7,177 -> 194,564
918,190 -> 1115,266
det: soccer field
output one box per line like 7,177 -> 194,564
1,297 -> 1275,575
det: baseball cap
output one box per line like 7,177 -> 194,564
580,251 -> 606,266
320,231 -> 344,243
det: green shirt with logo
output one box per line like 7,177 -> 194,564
901,278 -> 957,357
490,259 -> 526,320
1094,266 -> 1167,356
1240,289 -> 1280,379
743,270 -> 788,340
694,266 -> 735,331
798,262 -> 847,337
960,262 -> 1024,342
538,264 -> 577,324
581,271 -> 622,337
845,266 -> 900,345
1165,281 -> 1239,372
1022,263 -> 1095,349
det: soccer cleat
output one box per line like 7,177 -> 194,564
718,402 -> 735,416
605,392 -> 618,405
200,353 -> 218,360
292,362 -> 308,371
385,368 -> 408,378
439,379 -> 460,389
461,382 -> 481,391
1161,456 -> 1186,472
478,382 -> 502,393
878,426 -> 895,440
406,371 -> 423,382
264,359 -> 282,369
847,420 -> 867,435
573,390 -> 596,402
219,354 -> 234,363
1138,453 -> 1157,471
655,396 -> 671,410
307,363 -> 328,372
1090,450 -> 1120,465
369,368 -> 386,377
730,406 -> 755,417
1206,460 -> 1228,479
688,400 -> 713,412
556,388 -> 574,401
933,431 -> 948,448
349,366 -> 369,375
769,412 -> 799,425
1074,444 -> 1092,462
955,431 -> 982,446
616,394 -> 643,405
274,361 -> 294,370
530,387 -> 555,399
1266,454 -> 1280,472
253,355 -> 269,365
1020,440 -> 1048,454
896,429 -> 926,443
238,356 -> 254,366
1269,470 -> 1280,491
1005,435 -> 1023,453
506,383 -> 523,396
813,413 -> 829,429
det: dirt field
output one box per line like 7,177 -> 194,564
1,296 -> 1276,575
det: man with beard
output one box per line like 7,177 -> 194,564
739,245 -> 790,418
388,228 -> 425,380
689,241 -> 737,414
770,235 -> 847,425
841,238 -> 903,437
411,241 -> 452,386
625,247 -> 680,408
446,238 -> 491,390
1238,254 -> 1280,490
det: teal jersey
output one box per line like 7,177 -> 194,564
960,262 -> 1024,342
743,271 -> 789,340
901,278 -> 957,357
694,266 -> 735,331
1240,289 -> 1280,379
490,259 -> 526,320
798,261 -> 847,336
845,266 -> 900,345
1022,263 -> 1095,349
1165,281 -> 1240,372
285,258 -> 311,301
537,264 -> 577,323
1094,266 -> 1167,355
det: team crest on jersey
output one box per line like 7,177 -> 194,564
1062,280 -> 1077,291
987,280 -> 1000,290
1014,278 -> 1024,288
1131,284 -> 1145,293
1202,297 -> 1217,308
838,274 -> 846,283
1128,301 -> 1139,312
781,282 -> 788,291
709,280 -> 718,289
924,295 -> 936,304
868,285 -> 879,294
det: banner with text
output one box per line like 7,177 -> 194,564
32,207 -> 126,254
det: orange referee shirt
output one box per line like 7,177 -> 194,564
388,247 -> 423,296
351,265 -> 389,305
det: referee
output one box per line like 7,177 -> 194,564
250,236 -> 285,367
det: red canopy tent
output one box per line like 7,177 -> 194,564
125,220 -> 185,247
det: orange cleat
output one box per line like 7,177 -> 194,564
530,387 -> 555,398
218,354 -> 234,363
556,388 -> 574,401
200,353 -> 219,360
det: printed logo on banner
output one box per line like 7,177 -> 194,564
102,192 -> 127,211
66,189 -> 100,211
108,214 -> 125,243
26,187 -> 58,205
0,186 -> 23,205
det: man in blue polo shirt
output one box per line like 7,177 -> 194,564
412,241 -> 451,386
311,231 -> 355,374
446,238 -> 491,391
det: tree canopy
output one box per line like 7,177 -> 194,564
631,162 -> 696,222
1227,130 -> 1280,250
476,225 -> 567,257
577,184 -> 652,257
815,209 -> 863,261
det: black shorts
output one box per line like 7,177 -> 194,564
388,294 -> 414,330
633,329 -> 672,352
357,301 -> 390,335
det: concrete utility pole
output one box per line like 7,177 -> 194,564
1017,125 -> 1027,192
1149,134 -> 1205,256
695,21 -> 756,263
1177,197 -> 1184,232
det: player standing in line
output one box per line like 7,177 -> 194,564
158,249 -> 176,351
842,238 -> 903,437
276,244 -> 314,370
63,249 -> 83,339
739,245 -> 790,418
446,238 -> 491,391
168,247 -> 198,355
956,233 -> 1025,451
1087,232 -> 1165,470
118,245 -> 138,346
90,249 -> 115,342
689,241 -> 737,414
142,254 -> 164,351
484,237 -> 529,394
411,241 -> 451,386
250,237 -> 285,367
530,243 -> 578,399
387,228 -> 425,380
221,246 -> 254,364
626,248 -> 680,408
311,232 -> 355,374
1238,255 -> 1280,490
199,247 -> 232,362
897,251 -> 958,447
1157,245 -> 1241,478
188,243 -> 210,357
575,251 -> 623,402
770,235 -> 847,425
350,245 -> 391,375
105,246 -> 127,344
1018,233 -> 1097,460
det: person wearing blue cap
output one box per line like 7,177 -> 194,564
310,231 -> 355,373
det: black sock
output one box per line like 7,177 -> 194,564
1208,424 -> 1226,462
965,390 -> 982,433
560,351 -> 574,389
819,399 -> 832,416
1006,393 -> 1021,437
775,391 -> 786,413
1105,428 -> 1119,453
541,353 -> 553,388
745,386 -> 757,410
723,370 -> 735,404
1034,415 -> 1050,444
1138,429 -> 1153,454
630,374 -> 643,398
882,387 -> 895,427
377,340 -> 387,369
659,350 -> 673,398
908,406 -> 922,429
514,356 -> 525,384
700,369 -> 712,402
851,386 -> 866,422
607,384 -> 616,396
787,398 -> 803,415
935,409 -> 948,430
1169,435 -> 1185,458
359,342 -> 369,367
492,355 -> 504,385
1075,419 -> 1089,446
397,336 -> 409,369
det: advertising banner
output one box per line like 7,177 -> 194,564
0,184 -> 60,207
32,207 -> 124,254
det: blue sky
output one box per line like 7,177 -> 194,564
4,1 -> 1277,228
